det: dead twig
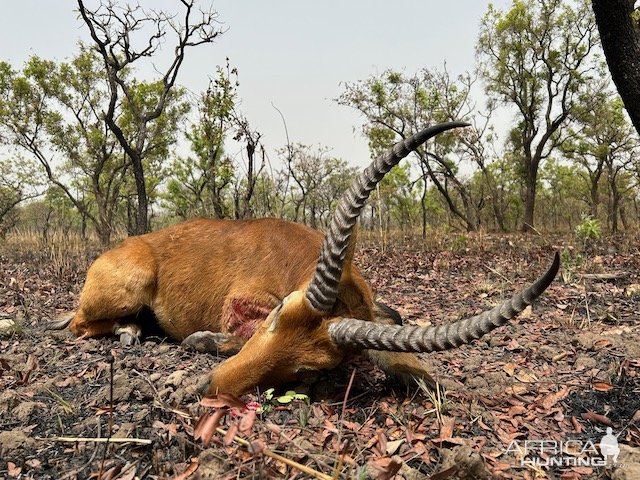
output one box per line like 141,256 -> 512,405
58,422 -> 102,480
36,436 -> 152,445
214,426 -> 333,480
98,351 -> 115,478
580,272 -> 629,281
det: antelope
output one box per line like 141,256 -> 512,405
50,122 -> 560,397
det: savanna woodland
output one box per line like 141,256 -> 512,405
1,1 -> 639,479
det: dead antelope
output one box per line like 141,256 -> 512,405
51,122 -> 559,397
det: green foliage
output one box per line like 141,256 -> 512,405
373,162 -> 420,229
477,0 -> 600,230
538,159 -> 585,230
0,156 -> 44,237
560,248 -> 584,283
0,46 -> 190,242
280,143 -> 358,226
261,388 -> 309,414
338,67 -> 486,231
448,233 -> 469,252
162,65 -> 238,220
575,214 -> 602,244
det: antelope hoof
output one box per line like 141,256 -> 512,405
114,324 -> 141,346
197,377 -> 210,396
182,331 -> 244,356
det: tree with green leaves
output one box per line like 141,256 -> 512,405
283,144 -> 354,228
338,68 -> 482,233
538,159 -> 584,231
477,0 -> 599,232
0,52 -> 116,244
163,62 -> 264,221
370,162 -> 421,234
0,157 -> 43,238
562,81 -> 638,230
0,49 -> 188,244
77,0 -> 223,234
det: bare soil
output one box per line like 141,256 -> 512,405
1,234 -> 639,479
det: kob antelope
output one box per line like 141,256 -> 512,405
51,122 -> 560,396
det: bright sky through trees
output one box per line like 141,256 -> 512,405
0,1 -> 510,166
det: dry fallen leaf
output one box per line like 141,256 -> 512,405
7,462 -> 21,478
439,416 -> 455,440
592,382 -> 614,392
514,371 -> 538,383
593,339 -> 613,349
385,439 -> 404,455
502,362 -> 517,376
505,385 -> 529,395
172,459 -> 199,480
581,411 -> 614,427
539,386 -> 570,410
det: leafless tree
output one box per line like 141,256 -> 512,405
77,0 -> 224,233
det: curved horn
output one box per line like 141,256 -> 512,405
305,121 -> 470,312
328,252 -> 560,351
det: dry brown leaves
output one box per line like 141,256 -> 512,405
1,236 -> 640,478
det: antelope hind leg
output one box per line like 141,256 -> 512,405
182,331 -> 247,357
66,238 -> 156,340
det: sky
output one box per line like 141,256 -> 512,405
0,1 -> 512,170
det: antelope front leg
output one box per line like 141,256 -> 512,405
182,331 -> 246,357
113,323 -> 142,346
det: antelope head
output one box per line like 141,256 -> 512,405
205,122 -> 560,397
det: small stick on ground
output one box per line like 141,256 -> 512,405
36,436 -> 152,445
214,427 -> 333,480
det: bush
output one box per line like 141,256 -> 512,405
575,215 -> 601,248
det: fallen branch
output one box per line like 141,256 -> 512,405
580,272 -> 629,281
214,427 -> 334,480
36,436 -> 152,445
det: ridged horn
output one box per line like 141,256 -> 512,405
305,121 -> 470,312
328,252 -> 560,351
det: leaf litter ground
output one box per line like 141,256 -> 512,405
0,235 -> 639,479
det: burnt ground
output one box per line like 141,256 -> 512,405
0,233 -> 639,479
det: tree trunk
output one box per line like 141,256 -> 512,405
592,0 -> 640,135
590,186 -> 599,218
419,165 -> 428,240
620,205 -> 629,230
131,156 -> 149,235
420,184 -> 427,240
522,157 -> 539,233
479,168 -> 506,231
610,191 -> 619,234
609,170 -> 620,234
242,137 -> 258,219
422,155 -> 476,231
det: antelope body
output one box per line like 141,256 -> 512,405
58,122 -> 560,397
